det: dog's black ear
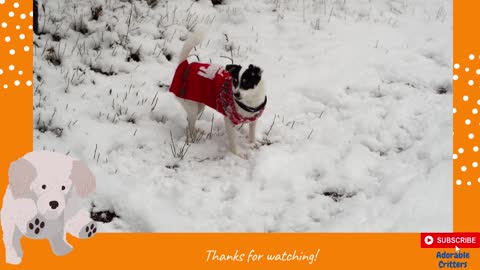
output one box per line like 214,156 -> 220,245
258,67 -> 263,76
248,64 -> 262,75
226,64 -> 242,77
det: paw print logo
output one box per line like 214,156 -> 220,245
28,217 -> 45,236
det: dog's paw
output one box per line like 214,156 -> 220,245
249,141 -> 262,150
5,246 -> 23,265
78,221 -> 98,239
25,216 -> 46,238
6,253 -> 22,265
232,150 -> 249,160
50,240 -> 72,256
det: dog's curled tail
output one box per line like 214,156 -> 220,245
178,30 -> 206,63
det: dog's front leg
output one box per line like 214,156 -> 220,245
48,232 -> 72,256
224,117 -> 247,159
12,198 -> 50,240
249,121 -> 257,144
1,217 -> 23,264
65,208 -> 98,239
12,198 -> 38,234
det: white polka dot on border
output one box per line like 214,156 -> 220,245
1,22 -> 7,28
473,108 -> 479,115
469,54 -> 475,60
13,2 -> 19,8
453,75 -> 459,80
477,69 -> 480,75
453,108 -> 457,114
3,84 -> 7,89
0,69 -> 3,75
9,49 -> 15,55
463,95 -> 469,101
473,162 -> 479,168
454,63 -> 460,69
5,36 -> 10,42
466,67 -> 470,72
8,65 -> 14,71
14,80 -> 20,86
459,148 -> 465,154
26,81 -> 32,86
20,13 -> 26,20
28,25 -> 33,30
456,179 -> 462,185
469,80 -> 475,86
18,70 -> 23,75
453,154 -> 458,160
24,46 -> 30,52
474,146 -> 479,152
465,119 -> 471,125
467,181 -> 472,186
461,166 -> 467,172
0,0 -> 5,4
469,133 -> 475,139
19,34 -> 25,40
8,11 -> 14,17
16,25 -> 20,30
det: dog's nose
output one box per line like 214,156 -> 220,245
49,201 -> 59,209
234,92 -> 241,99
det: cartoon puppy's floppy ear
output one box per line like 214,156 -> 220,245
8,158 -> 37,198
70,160 -> 96,198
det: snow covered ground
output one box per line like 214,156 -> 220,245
33,0 -> 452,232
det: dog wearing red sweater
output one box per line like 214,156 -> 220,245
170,31 -> 267,159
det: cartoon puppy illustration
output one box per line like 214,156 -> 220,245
1,151 -> 97,265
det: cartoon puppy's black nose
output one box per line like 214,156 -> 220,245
234,92 -> 241,99
49,201 -> 59,209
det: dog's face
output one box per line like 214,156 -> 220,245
226,64 -> 263,100
8,152 -> 96,220
30,172 -> 72,219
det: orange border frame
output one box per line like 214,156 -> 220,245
0,0 -> 477,269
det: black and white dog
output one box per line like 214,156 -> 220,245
170,31 -> 267,158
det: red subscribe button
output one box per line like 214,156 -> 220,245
421,233 -> 480,248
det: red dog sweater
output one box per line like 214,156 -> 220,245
170,60 -> 265,125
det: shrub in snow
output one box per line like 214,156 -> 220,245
90,5 -> 103,21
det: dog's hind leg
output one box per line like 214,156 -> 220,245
64,194 -> 97,239
1,213 -> 23,264
180,99 -> 205,142
65,208 -> 97,239
180,99 -> 199,134
197,103 -> 205,118
48,232 -> 72,256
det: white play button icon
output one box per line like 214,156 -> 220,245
424,235 -> 434,245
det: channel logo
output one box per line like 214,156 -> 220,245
424,235 -> 434,246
